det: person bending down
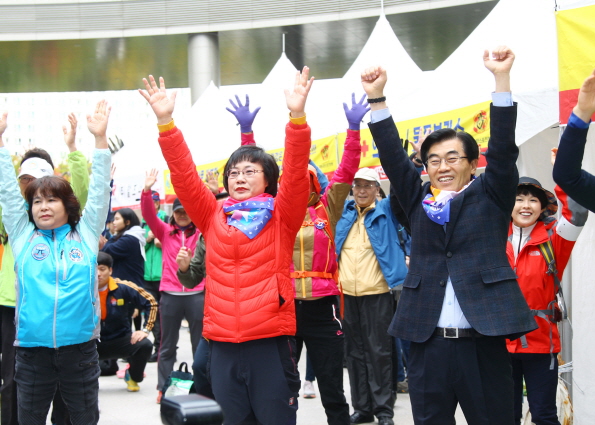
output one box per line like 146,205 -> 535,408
95,251 -> 157,392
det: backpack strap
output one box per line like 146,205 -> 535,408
537,240 -> 567,320
533,240 -> 565,370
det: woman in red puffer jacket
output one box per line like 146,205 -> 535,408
140,68 -> 314,425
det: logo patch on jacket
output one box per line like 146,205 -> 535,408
68,248 -> 83,262
529,250 -> 541,256
31,243 -> 50,261
110,297 -> 124,306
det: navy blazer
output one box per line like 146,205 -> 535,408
369,104 -> 537,343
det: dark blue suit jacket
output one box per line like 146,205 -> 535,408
369,104 -> 537,343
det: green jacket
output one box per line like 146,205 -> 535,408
0,150 -> 90,307
142,209 -> 168,282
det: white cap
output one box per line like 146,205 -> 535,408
353,167 -> 381,185
18,157 -> 54,179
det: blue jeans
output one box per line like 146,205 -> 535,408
14,340 -> 100,425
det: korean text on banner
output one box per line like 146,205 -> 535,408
338,100 -> 492,165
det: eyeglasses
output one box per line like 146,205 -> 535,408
352,183 -> 378,190
227,169 -> 264,179
426,155 -> 468,168
19,176 -> 35,184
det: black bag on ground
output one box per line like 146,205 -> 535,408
161,394 -> 224,425
162,362 -> 195,397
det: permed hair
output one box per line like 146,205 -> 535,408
25,176 -> 80,230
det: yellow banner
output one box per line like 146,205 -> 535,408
163,158 -> 227,196
310,135 -> 339,174
165,102 -> 491,195
557,5 -> 595,92
338,100 -> 492,163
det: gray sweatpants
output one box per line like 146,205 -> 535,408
157,291 -> 204,390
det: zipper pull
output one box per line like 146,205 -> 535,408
60,250 -> 64,259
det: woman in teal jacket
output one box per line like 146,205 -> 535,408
0,101 -> 111,425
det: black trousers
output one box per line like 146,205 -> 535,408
15,340 -> 100,425
52,334 -> 152,425
144,279 -> 161,353
192,336 -> 215,399
97,333 -> 153,382
0,306 -> 18,425
409,335 -> 514,425
295,296 -> 350,425
209,336 -> 300,425
511,353 -> 560,425
344,293 -> 394,419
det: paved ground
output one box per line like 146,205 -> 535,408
48,326 -> 471,424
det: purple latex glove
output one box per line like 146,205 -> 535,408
226,94 -> 261,133
343,93 -> 370,131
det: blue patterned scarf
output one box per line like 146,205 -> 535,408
223,194 -> 274,239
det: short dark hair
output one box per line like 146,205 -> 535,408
25,176 -> 80,229
420,129 -> 479,165
97,252 -> 113,268
517,186 -> 548,211
223,146 -> 279,197
21,148 -> 55,169
112,208 -> 140,241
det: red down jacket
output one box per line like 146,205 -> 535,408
506,186 -> 584,354
158,122 -> 310,342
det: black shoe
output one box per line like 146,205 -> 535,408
148,352 -> 158,363
377,418 -> 394,425
349,412 -> 374,424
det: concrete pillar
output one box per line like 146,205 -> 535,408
188,32 -> 220,104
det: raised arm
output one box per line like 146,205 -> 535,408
0,113 -> 33,251
226,94 -> 260,146
275,67 -> 314,232
553,69 -> 595,212
80,100 -> 112,242
323,94 -> 366,225
63,113 -> 91,210
141,168 -> 169,240
363,66 -> 424,217
333,93 -> 367,185
481,46 -> 519,212
139,75 -> 217,234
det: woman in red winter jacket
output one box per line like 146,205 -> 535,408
506,161 -> 587,425
139,68 -> 313,425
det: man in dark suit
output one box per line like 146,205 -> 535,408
360,46 -> 538,424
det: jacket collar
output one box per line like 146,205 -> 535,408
108,277 -> 119,292
37,222 -> 71,239
508,220 -> 548,246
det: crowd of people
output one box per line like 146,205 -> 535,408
0,46 -> 593,425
